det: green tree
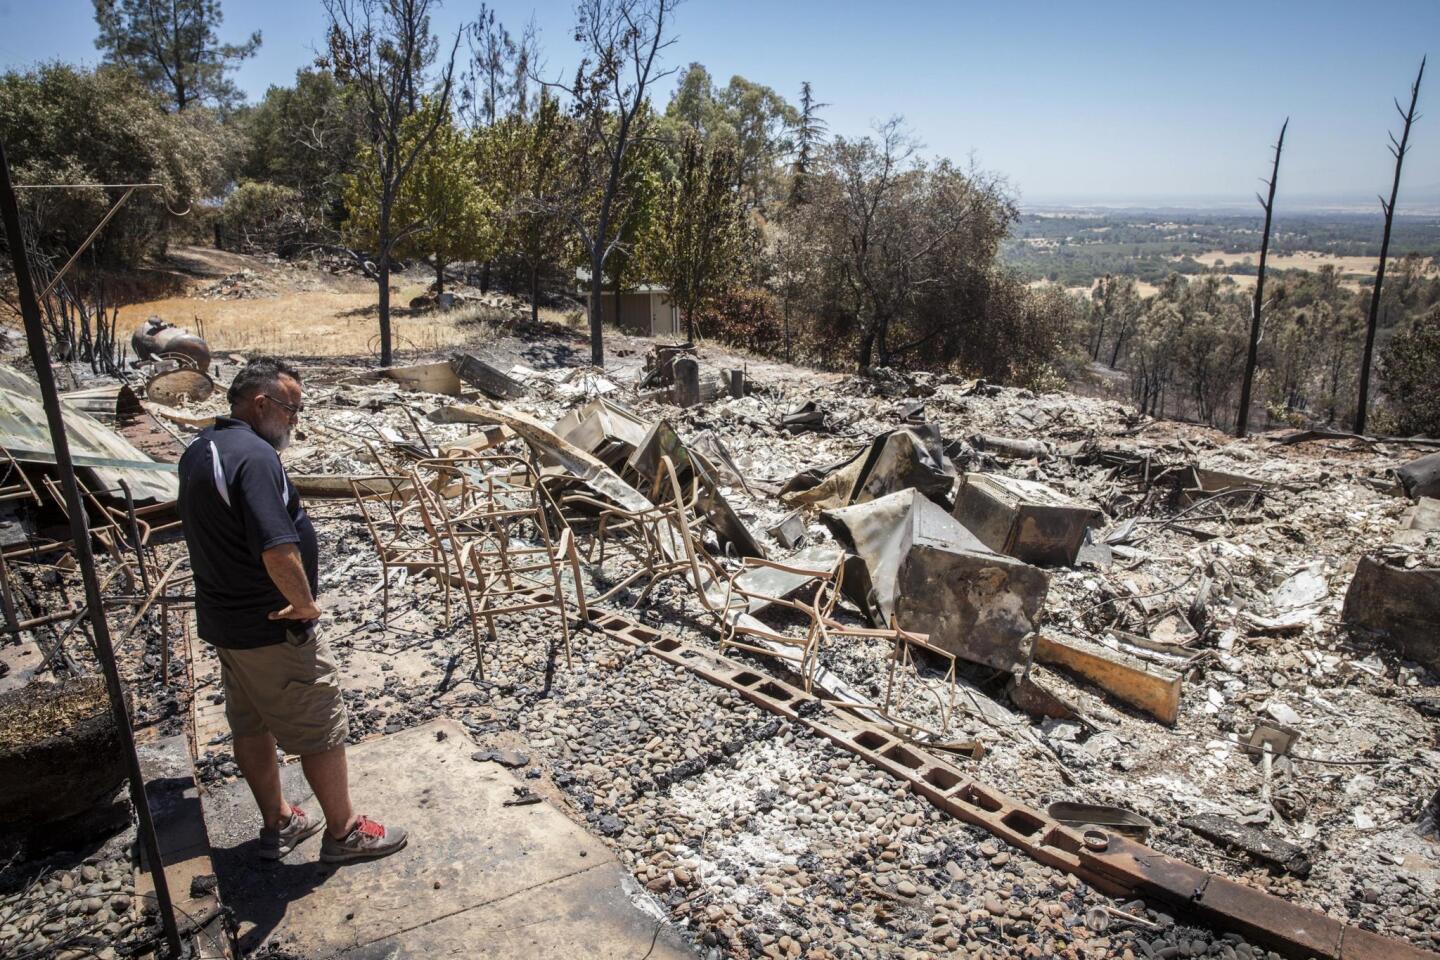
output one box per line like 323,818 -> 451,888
559,0 -> 680,367
344,102 -> 491,296
787,81 -> 827,207
321,0 -> 463,366
1377,304 -> 1440,436
0,62 -> 227,267
92,0 -> 260,111
475,91 -> 573,322
645,135 -> 746,340
802,119 -> 1015,371
663,65 -> 799,208
237,69 -> 363,233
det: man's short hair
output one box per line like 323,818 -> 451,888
227,357 -> 301,406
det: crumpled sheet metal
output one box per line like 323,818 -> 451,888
781,425 -> 955,512
442,404 -> 653,516
554,398 -> 651,471
0,365 -> 177,502
952,473 -> 1101,566
822,488 -> 1049,673
1392,451 -> 1440,501
628,420 -> 766,559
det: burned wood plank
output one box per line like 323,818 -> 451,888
1034,632 -> 1182,725
1180,812 -> 1312,877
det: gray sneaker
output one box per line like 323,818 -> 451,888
319,815 -> 408,864
259,805 -> 324,860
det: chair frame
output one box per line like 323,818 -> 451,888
409,455 -> 588,671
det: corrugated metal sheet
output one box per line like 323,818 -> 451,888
0,366 -> 177,502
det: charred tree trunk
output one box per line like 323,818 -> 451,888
435,258 -> 445,296
529,263 -> 540,324
1356,57 -> 1425,435
1109,319 -> 1129,368
377,195 -> 394,366
378,259 -> 393,366
1236,118 -> 1287,438
588,249 -> 605,365
1091,315 -> 1106,362
856,318 -> 877,370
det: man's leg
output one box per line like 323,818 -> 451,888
300,743 -> 356,840
232,731 -> 291,830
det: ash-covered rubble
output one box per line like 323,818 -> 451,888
210,335 -> 1430,958
4,325 -> 1436,960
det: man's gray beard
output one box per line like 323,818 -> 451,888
259,423 -> 292,452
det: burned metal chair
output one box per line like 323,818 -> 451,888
815,623 -> 964,745
409,455 -> 587,669
41,475 -> 154,590
0,447 -> 39,508
715,549 -> 962,739
716,552 -> 846,692
348,473 -> 462,630
560,454 -> 729,613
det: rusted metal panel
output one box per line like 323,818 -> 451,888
823,489 -> 1048,672
952,473 -> 1100,566
381,361 -> 462,395
1342,553 -> 1440,674
450,353 -> 527,400
1392,451 -> 1440,500
1340,925 -> 1440,960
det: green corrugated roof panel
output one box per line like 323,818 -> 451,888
0,366 -> 177,502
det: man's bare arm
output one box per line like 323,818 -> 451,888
262,543 -> 322,620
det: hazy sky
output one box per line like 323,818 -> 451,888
1,0 -> 1434,206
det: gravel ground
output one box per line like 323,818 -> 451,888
4,305 -> 1436,958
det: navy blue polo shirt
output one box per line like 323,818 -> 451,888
178,417 -> 319,649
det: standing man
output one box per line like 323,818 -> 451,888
178,357 -> 407,863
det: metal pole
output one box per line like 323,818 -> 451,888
118,479 -> 152,594
38,186 -> 136,300
0,139 -> 184,958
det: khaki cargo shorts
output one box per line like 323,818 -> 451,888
214,624 -> 349,756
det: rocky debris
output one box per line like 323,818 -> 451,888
196,269 -> 276,300
0,847 -> 151,960
7,319 -> 1440,957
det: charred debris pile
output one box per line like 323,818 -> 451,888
0,331 -> 1437,960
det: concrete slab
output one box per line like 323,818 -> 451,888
202,719 -> 693,959
136,734 -> 231,958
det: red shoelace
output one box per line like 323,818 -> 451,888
354,816 -> 385,839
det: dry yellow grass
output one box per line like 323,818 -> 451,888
115,282 -> 477,357
1184,250 -> 1438,277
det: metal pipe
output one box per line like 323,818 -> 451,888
0,139 -> 184,959
118,479 -> 151,594
38,186 -> 136,300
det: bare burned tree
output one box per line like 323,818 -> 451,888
1235,117 -> 1287,438
552,0 -> 680,368
462,6 -> 537,127
1355,56 -> 1425,435
320,0 -> 462,367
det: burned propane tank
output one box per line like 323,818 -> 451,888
131,316 -> 211,373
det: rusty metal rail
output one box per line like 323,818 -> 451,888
577,603 -> 1438,960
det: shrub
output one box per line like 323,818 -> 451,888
1376,305 -> 1440,437
0,62 -> 231,266
697,287 -> 785,354
219,180 -> 317,253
